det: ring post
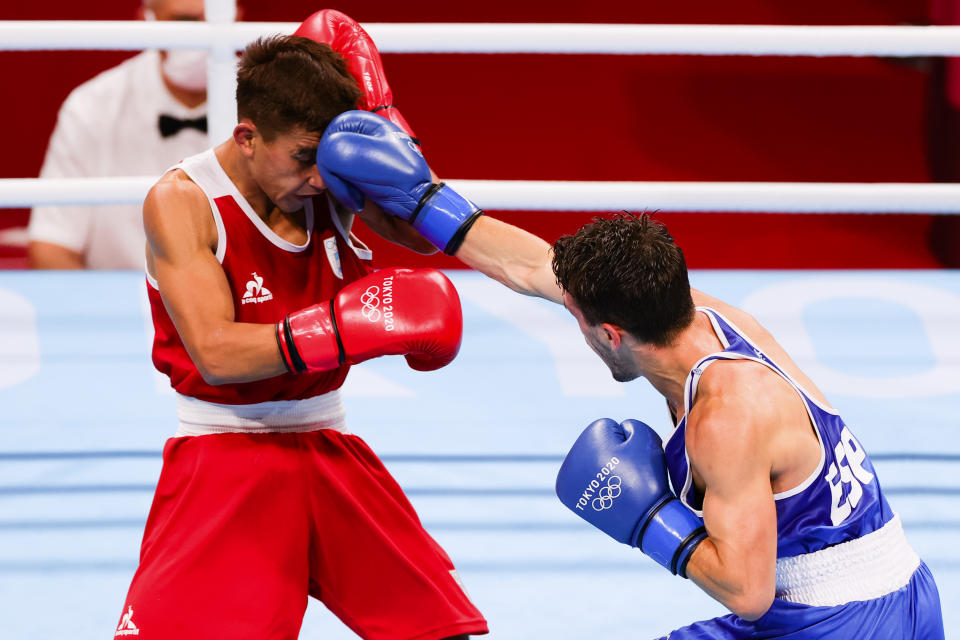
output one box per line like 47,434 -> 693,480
205,0 -> 238,144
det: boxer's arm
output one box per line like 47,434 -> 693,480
318,112 -> 559,294
353,198 -> 438,255
683,380 -> 778,620
27,241 -> 85,269
144,173 -> 287,385
454,216 -> 564,303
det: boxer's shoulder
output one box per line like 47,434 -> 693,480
146,169 -> 210,226
144,169 -> 217,257
691,288 -> 832,409
686,365 -> 779,456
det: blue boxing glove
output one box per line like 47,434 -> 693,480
556,418 -> 707,577
317,110 -> 483,255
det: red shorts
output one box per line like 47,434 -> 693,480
116,429 -> 488,639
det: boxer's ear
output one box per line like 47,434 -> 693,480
233,121 -> 257,156
600,323 -> 624,350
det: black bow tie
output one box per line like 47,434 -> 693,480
158,114 -> 208,138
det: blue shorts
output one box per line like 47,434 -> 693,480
660,562 -> 943,639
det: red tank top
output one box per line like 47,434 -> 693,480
147,149 -> 374,404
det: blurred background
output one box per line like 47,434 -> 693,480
0,0 -> 957,269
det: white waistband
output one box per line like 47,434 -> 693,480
175,390 -> 349,436
775,513 -> 920,607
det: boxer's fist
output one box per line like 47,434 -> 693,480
295,9 -> 417,140
276,268 -> 462,373
556,418 -> 706,577
318,111 -> 482,254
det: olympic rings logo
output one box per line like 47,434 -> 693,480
360,286 -> 381,322
591,475 -> 622,511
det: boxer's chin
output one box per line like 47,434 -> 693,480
611,367 -> 639,383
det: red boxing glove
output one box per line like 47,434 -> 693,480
295,9 -> 418,144
276,267 -> 462,373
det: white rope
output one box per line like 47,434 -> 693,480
1,21 -> 960,56
453,181 -> 960,213
368,24 -> 960,57
3,177 -> 958,213
0,177 -> 154,207
4,16 -> 957,216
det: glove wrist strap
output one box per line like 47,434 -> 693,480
283,302 -> 344,373
411,183 -> 484,255
638,498 -> 707,578
277,319 -> 306,374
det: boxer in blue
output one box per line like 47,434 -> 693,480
314,110 -> 946,638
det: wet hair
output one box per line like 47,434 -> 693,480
236,35 -> 363,140
551,212 -> 696,347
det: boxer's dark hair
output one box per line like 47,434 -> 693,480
237,35 -> 362,140
552,212 -> 695,347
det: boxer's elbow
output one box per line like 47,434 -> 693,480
188,332 -> 244,386
732,550 -> 777,620
728,585 -> 774,621
196,362 -> 231,386
193,352 -> 233,386
687,542 -> 775,622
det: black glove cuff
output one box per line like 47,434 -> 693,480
443,209 -> 484,256
281,317 -> 308,374
674,528 -> 707,578
328,300 -> 346,367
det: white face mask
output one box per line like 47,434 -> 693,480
144,8 -> 208,92
161,49 -> 209,92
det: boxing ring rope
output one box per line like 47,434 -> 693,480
2,16 -> 960,212
2,22 -> 960,56
2,177 -> 959,214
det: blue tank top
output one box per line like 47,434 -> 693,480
663,307 -> 895,558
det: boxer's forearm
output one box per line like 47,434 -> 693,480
354,200 -> 438,255
180,321 -> 289,385
454,216 -> 563,303
684,538 -> 775,621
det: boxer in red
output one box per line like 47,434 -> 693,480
116,27 -> 487,640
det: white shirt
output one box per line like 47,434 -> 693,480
29,50 -> 208,269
